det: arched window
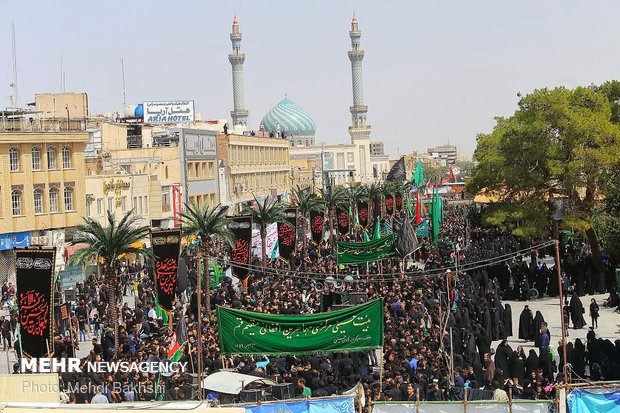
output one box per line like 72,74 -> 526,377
9,147 -> 19,172
11,190 -> 21,215
62,146 -> 72,169
64,187 -> 74,211
33,189 -> 44,214
47,146 -> 57,170
49,187 -> 59,213
32,147 -> 41,170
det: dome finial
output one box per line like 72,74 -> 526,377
285,92 -> 288,99
351,12 -> 359,31
232,15 -> 239,34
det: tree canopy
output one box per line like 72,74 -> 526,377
467,83 -> 620,255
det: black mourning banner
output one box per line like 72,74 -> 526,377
15,248 -> 55,359
357,201 -> 369,228
336,206 -> 349,235
395,193 -> 403,212
151,228 -> 181,312
230,216 -> 252,279
309,210 -> 324,246
278,208 -> 297,261
372,198 -> 382,220
385,194 -> 394,217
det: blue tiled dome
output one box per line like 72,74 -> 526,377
261,98 -> 316,136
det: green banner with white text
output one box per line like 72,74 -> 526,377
336,234 -> 395,264
217,299 -> 384,355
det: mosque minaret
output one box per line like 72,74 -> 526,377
229,16 -> 249,129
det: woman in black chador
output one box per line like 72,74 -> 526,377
518,305 -> 533,341
569,291 -> 587,329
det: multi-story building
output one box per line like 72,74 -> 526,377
86,120 -> 219,228
0,94 -> 89,281
370,141 -> 384,156
427,144 -> 457,165
217,133 -> 290,211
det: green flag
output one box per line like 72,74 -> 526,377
155,297 -> 169,324
363,230 -> 371,242
217,299 -> 384,355
432,185 -> 441,245
412,159 -> 424,187
373,218 -> 381,240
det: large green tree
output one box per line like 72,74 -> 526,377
241,196 -> 286,266
69,210 -> 152,349
468,85 -> 620,270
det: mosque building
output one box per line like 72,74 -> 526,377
226,15 -> 375,189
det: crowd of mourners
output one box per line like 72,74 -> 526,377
1,205 -> 619,409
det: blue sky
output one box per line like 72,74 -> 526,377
3,1 -> 620,156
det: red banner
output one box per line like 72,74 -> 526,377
172,185 -> 182,226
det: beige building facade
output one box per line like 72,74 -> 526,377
217,134 -> 290,210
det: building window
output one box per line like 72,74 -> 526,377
162,186 -> 170,211
11,190 -> 21,216
62,146 -> 72,169
86,199 -> 92,217
143,196 -> 148,213
208,161 -> 215,178
121,196 -> 126,212
97,198 -> 103,215
49,188 -> 59,213
108,197 -> 114,212
32,147 -> 41,171
137,196 -> 143,214
34,189 -> 44,214
9,148 -> 19,172
64,187 -> 74,211
47,147 -> 57,169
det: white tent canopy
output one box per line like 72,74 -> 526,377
201,372 -> 276,395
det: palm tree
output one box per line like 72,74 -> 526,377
320,185 -> 347,248
241,196 -> 286,267
291,186 -> 323,252
366,182 -> 383,222
69,210 -> 152,349
180,202 -> 233,319
180,202 -> 232,400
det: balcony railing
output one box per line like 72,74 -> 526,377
0,117 -> 87,132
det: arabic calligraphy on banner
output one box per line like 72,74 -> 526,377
143,101 -> 195,124
15,248 -> 55,358
251,222 -> 278,258
151,228 -> 181,312
217,299 -> 384,355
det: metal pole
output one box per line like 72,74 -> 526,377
196,257 -> 203,400
555,240 -> 568,385
378,349 -> 384,396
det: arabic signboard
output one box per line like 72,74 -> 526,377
58,266 -> 85,289
0,231 -> 30,251
252,222 -> 278,258
143,100 -> 195,124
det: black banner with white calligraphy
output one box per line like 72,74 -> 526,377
336,206 -> 349,235
151,228 -> 181,312
357,201 -> 369,229
309,210 -> 324,246
230,216 -> 252,280
278,208 -> 297,261
15,248 -> 55,358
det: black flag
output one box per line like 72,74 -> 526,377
278,208 -> 297,261
15,248 -> 55,358
230,216 -> 252,279
357,201 -> 369,228
336,206 -> 350,235
386,157 -> 406,181
151,228 -> 181,312
309,210 -> 325,246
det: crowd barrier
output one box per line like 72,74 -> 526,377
372,400 -> 552,413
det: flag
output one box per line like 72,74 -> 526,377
406,192 -> 413,216
449,163 -> 456,183
373,219 -> 381,240
168,317 -> 188,362
363,230 -> 371,242
415,192 -> 422,225
155,297 -> 169,324
386,157 -> 406,181
432,184 -> 441,245
412,159 -> 424,187
352,203 -> 359,226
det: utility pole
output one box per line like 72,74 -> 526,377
11,21 -> 19,108
120,58 -> 127,107
555,240 -> 568,385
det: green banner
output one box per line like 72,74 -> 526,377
336,234 -> 395,264
217,299 -> 384,355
